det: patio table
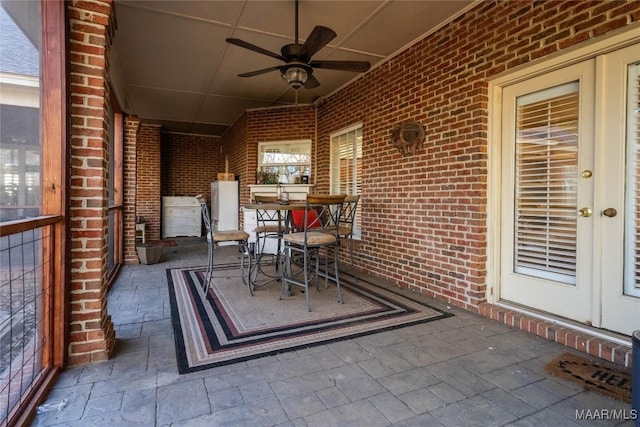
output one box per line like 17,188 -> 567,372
244,202 -> 306,293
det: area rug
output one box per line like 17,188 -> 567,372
167,265 -> 451,374
545,352 -> 632,403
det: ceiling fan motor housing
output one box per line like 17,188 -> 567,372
281,44 -> 308,62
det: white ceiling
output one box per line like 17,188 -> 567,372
111,0 -> 475,136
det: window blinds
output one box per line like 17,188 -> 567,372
625,62 -> 640,297
514,83 -> 579,284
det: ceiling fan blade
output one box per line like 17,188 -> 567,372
303,74 -> 320,89
238,66 -> 282,78
226,38 -> 287,61
309,60 -> 371,73
298,26 -> 336,59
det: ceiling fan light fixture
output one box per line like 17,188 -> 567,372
282,66 -> 308,89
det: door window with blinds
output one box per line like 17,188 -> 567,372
330,124 -> 362,237
624,62 -> 640,298
513,83 -> 579,285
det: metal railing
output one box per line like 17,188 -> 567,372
0,216 -> 59,426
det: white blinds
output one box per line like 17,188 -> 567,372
330,126 -> 363,236
514,83 -> 579,284
330,127 -> 362,195
625,62 -> 640,297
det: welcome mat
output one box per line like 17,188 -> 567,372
167,265 -> 451,374
545,352 -> 632,403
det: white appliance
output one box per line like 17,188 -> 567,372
211,180 -> 239,239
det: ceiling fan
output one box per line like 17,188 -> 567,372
226,0 -> 371,90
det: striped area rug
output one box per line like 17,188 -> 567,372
167,265 -> 451,374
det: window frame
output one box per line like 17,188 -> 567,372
0,1 -> 67,425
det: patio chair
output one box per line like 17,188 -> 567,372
250,195 -> 284,293
196,195 -> 250,294
252,194 -> 281,255
281,194 -> 346,311
337,195 -> 360,282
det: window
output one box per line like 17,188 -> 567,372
513,83 -> 579,284
257,140 -> 311,184
330,124 -> 362,237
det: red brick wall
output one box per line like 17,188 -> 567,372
315,0 -> 640,311
223,114 -> 249,204
136,125 -> 162,241
123,116 -> 140,263
223,106 -> 317,205
67,0 -> 115,365
160,132 -> 222,201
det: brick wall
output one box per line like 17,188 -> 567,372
223,114 -> 249,203
223,106 -> 317,205
66,0 -> 115,365
160,132 -> 222,201
64,0 -> 640,367
136,124 -> 162,241
123,116 -> 140,264
314,0 -> 640,312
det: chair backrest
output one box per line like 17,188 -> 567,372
339,195 -> 360,234
195,194 -> 211,233
302,194 -> 346,236
291,208 -> 320,231
254,200 -> 285,235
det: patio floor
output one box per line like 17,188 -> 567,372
31,237 -> 635,426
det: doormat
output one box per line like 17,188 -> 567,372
545,352 -> 632,403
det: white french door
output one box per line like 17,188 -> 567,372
500,44 -> 640,336
598,45 -> 640,335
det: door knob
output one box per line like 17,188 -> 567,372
578,207 -> 593,217
603,208 -> 617,217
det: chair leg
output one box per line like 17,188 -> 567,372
324,247 -> 329,289
334,245 -> 343,304
349,238 -> 358,283
280,246 -> 291,300
205,238 -> 214,294
305,248 -> 312,311
240,240 -> 251,291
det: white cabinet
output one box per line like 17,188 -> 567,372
162,196 -> 201,238
248,184 -> 314,202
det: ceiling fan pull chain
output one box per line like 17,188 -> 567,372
294,0 -> 299,44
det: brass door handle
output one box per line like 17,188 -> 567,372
603,208 -> 617,218
578,207 -> 593,217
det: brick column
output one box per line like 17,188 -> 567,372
136,124 -> 162,242
124,116 -> 140,264
67,0 -> 116,365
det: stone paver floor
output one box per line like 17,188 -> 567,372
31,238 -> 635,426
